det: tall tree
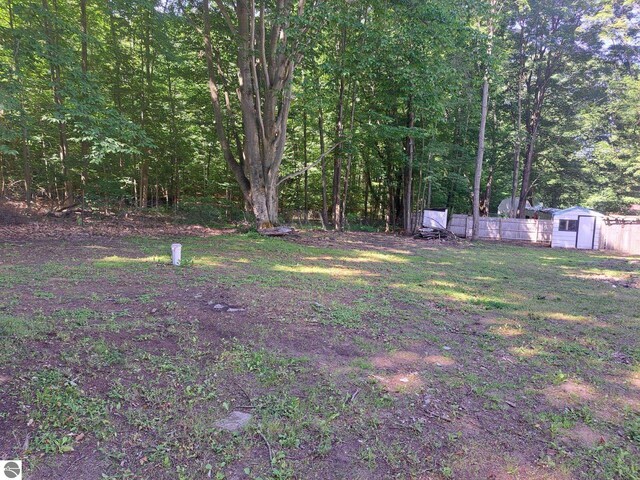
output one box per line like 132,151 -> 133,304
200,0 -> 319,228
515,0 -> 592,218
41,0 -> 72,202
472,0 -> 496,240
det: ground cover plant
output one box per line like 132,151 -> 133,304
0,230 -> 639,479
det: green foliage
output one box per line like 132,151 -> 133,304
0,0 -> 637,222
26,369 -> 111,454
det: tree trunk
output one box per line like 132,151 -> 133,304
385,143 -> 395,232
202,0 -> 251,203
472,76 -> 490,240
108,1 -> 122,110
139,9 -> 152,208
168,65 -> 180,208
481,166 -> 494,217
42,0 -> 72,203
363,162 -> 369,223
413,156 -> 426,232
303,109 -> 308,223
472,3 -> 494,240
510,26 -> 525,218
517,13 -> 558,219
8,0 -> 32,206
403,96 -> 415,235
202,0 -> 305,228
332,58 -> 346,226
0,155 -> 4,197
80,0 -> 89,221
426,142 -> 433,209
318,104 -> 329,229
518,126 -> 539,217
518,74 -> 548,218
339,83 -> 357,230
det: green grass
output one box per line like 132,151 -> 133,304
0,234 -> 638,479
25,369 -> 111,454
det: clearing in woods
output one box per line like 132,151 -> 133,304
0,229 -> 639,479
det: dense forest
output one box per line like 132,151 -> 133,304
1,0 -> 638,230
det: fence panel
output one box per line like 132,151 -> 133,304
448,215 -> 552,244
601,222 -> 640,255
449,215 -> 468,237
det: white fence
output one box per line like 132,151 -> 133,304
601,220 -> 640,256
449,214 -> 553,244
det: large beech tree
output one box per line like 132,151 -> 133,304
201,0 -> 319,228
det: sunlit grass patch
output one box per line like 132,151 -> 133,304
273,264 -> 378,278
94,254 -> 169,268
339,251 -> 410,264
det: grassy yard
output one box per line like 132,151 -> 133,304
0,231 -> 639,479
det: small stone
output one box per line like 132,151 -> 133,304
214,411 -> 252,432
211,303 -> 226,309
227,308 -> 245,312
443,346 -> 451,351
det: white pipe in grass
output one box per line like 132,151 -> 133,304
171,243 -> 182,266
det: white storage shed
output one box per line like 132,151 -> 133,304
551,206 -> 604,250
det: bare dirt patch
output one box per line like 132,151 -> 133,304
543,381 -> 597,408
0,201 -> 30,225
0,206 -> 232,241
561,424 -> 607,448
285,229 -> 469,254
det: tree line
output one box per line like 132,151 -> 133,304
1,0 -> 638,230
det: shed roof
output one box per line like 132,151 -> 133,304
552,206 -> 605,217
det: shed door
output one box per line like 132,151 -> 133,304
576,216 -> 596,249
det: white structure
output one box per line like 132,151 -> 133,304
551,206 -> 604,250
171,243 -> 182,266
422,209 -> 448,229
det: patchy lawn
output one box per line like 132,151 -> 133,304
0,230 -> 639,479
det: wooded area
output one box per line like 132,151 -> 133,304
1,0 -> 638,230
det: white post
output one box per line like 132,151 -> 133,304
171,243 -> 182,266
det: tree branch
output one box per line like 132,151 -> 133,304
250,0 -> 268,153
277,141 -> 344,186
175,0 -> 204,35
259,1 -> 271,87
202,0 -> 250,199
214,0 -> 237,36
